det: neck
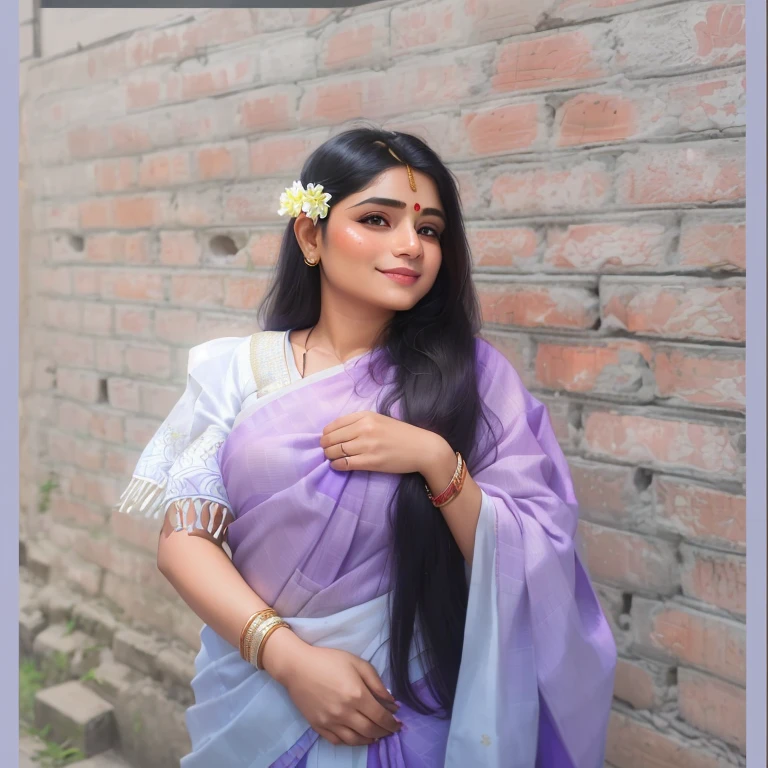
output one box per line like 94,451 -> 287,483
308,295 -> 393,363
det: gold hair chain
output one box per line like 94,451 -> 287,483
374,140 -> 417,192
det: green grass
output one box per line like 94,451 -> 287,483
37,475 -> 59,515
19,658 -> 44,724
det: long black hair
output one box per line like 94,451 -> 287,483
257,124 -> 496,716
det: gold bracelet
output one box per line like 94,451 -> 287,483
256,620 -> 291,671
240,609 -> 276,660
248,616 -> 286,666
242,611 -> 278,662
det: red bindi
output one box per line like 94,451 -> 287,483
414,203 -> 421,211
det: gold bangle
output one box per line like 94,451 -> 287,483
248,616 -> 286,666
240,609 -> 276,659
256,621 -> 291,672
242,611 -> 277,662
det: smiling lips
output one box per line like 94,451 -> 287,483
377,267 -> 420,285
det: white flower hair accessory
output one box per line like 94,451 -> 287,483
277,180 -> 332,225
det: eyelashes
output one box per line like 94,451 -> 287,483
359,214 -> 442,240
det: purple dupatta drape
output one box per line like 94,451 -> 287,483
183,335 -> 615,768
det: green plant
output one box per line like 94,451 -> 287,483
26,727 -> 86,767
19,659 -> 45,724
37,475 -> 59,515
64,618 -> 76,636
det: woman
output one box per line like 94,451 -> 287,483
117,126 -> 616,768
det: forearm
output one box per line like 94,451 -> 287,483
156,509 -> 306,682
419,437 -> 483,566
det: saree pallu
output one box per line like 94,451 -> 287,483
181,336 -> 616,768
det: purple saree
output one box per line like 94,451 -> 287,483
183,334 -> 615,768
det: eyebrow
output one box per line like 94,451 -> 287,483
347,197 -> 446,224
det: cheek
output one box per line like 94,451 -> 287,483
326,223 -> 373,261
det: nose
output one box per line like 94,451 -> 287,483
392,219 -> 423,259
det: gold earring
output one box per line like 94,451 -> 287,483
303,254 -> 320,267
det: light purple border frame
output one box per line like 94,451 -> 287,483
5,1 -> 766,766
7,0 -> 20,764
745,0 -> 766,765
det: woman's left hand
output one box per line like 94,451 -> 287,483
320,411 -> 449,476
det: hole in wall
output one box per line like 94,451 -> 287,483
68,234 -> 85,252
209,235 -> 239,257
621,592 -> 632,615
633,468 -> 652,493
98,378 -> 108,404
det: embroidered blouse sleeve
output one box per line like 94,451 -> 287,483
115,335 -> 255,545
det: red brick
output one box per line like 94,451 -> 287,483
196,142 -> 247,181
543,218 -> 676,271
138,150 -> 192,188
81,302 -> 114,336
223,276 -> 268,310
169,274 -> 224,307
196,313 -> 257,340
51,497 -> 108,529
125,77 -> 161,110
83,474 -> 121,506
319,11 -> 390,72
51,333 -> 96,368
613,3 -> 745,75
248,132 -> 328,177
555,92 -> 638,146
680,545 -> 745,616
534,339 -> 653,400
582,408 -> 744,480
653,476 -> 745,552
159,231 -> 201,267
245,231 -> 283,269
231,86 -> 300,134
38,267 -> 73,296
45,299 -> 81,332
124,416 -> 161,449
85,233 -> 151,265
89,411 -> 125,444
578,521 -> 679,595
607,710 -> 733,768
170,188 -> 222,227
154,308 -> 199,344
653,343 -> 745,412
71,268 -> 101,297
55,368 -> 102,403
615,140 -> 745,205
462,101 -> 545,155
79,199 -> 111,230
100,271 -> 164,303
109,120 -> 153,154
95,339 -> 126,375
112,194 -> 171,229
139,382 -> 182,420
221,182 -> 277,224
93,158 -> 137,193
568,458 -> 650,529
613,657 -> 675,711
107,377 -> 141,413
631,598 -> 745,685
678,213 -> 745,272
678,668 -> 746,753
492,26 -> 609,93
104,446 -> 139,478
124,344 -> 172,380
490,158 -> 612,215
600,278 -> 745,343
67,125 -> 110,160
467,225 -> 540,269
477,279 -> 599,330
115,306 -> 153,338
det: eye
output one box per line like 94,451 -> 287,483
360,214 -> 442,240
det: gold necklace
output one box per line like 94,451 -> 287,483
300,324 -> 342,378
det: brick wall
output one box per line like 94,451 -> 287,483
19,3 -> 746,766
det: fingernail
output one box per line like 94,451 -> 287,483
394,699 -> 403,708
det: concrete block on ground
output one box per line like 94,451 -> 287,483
19,608 -> 47,658
112,627 -> 166,679
74,602 -> 121,647
33,623 -> 104,684
39,583 -> 79,624
34,680 -> 118,757
84,654 -> 144,707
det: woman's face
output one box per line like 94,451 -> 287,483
296,167 -> 446,314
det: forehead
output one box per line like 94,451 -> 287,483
349,167 -> 442,207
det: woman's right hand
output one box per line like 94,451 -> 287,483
261,630 -> 402,747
